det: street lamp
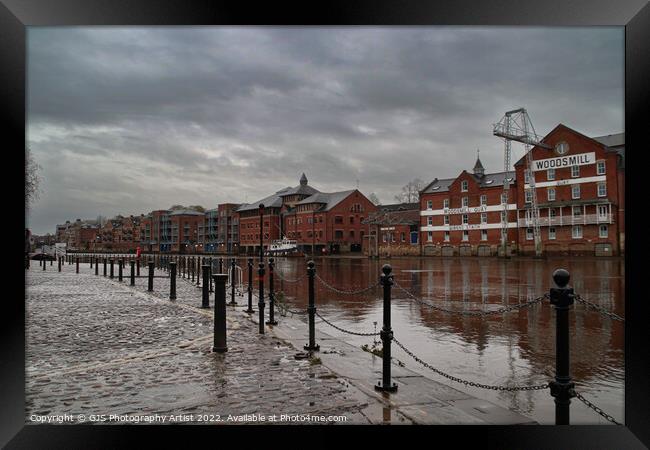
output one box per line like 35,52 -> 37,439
259,203 -> 265,262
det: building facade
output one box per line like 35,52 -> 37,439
515,125 -> 624,256
362,203 -> 420,257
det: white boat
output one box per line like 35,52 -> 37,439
266,237 -> 298,255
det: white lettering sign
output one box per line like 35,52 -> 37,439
531,152 -> 595,172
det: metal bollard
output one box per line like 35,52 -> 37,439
50,259 -> 53,266
375,264 -> 397,392
169,262 -> 177,300
103,258 -> 107,277
219,258 -> 223,274
258,262 -> 265,334
118,259 -> 123,281
58,257 -> 62,272
90,257 -> 93,268
42,257 -> 46,271
212,273 -> 228,353
110,259 -> 115,279
137,258 -> 140,276
266,257 -> 277,325
245,258 -> 254,313
95,257 -> 99,275
191,257 -> 195,283
229,258 -> 237,306
130,260 -> 135,286
197,257 -> 202,286
147,260 -> 154,291
549,268 -> 576,425
209,257 -> 213,293
304,261 -> 320,351
202,264 -> 210,308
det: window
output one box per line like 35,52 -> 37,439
481,230 -> 487,241
350,230 -> 355,238
462,230 -> 469,241
462,197 -> 469,207
444,215 -> 449,225
349,216 -> 354,224
501,193 -> 508,204
573,206 -> 582,217
461,180 -> 468,192
572,184 -> 581,199
444,231 -> 450,242
443,198 -> 450,209
525,190 -> 532,203
571,165 -> 580,178
526,228 -> 534,240
550,208 -> 557,218
598,205 -> 609,220
524,170 -> 530,184
334,230 -> 343,239
462,214 -> 468,224
597,182 -> 607,197
549,227 -> 556,240
572,225 -> 583,239
481,213 -> 487,224
383,233 -> 387,243
401,232 -> 405,242
501,211 -> 506,222
547,188 -> 556,201
480,195 -> 487,206
599,225 -> 608,238
426,200 -> 433,210
547,168 -> 555,180
427,231 -> 433,242
427,216 -> 433,226
597,161 -> 606,175
334,216 -> 343,224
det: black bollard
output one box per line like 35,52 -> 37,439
229,258 -> 237,306
169,262 -> 177,300
245,258 -> 254,313
197,257 -> 202,286
304,261 -> 319,351
148,260 -> 154,292
212,273 -> 228,353
266,258 -> 277,325
42,257 -> 46,271
375,264 -> 398,392
191,257 -> 195,283
110,259 -> 115,279
90,257 -> 93,268
136,258 -> 140,276
258,262 -> 265,334
95,257 -> 99,275
209,257 -> 213,293
50,259 -> 53,266
103,258 -> 107,277
58,257 -> 62,272
549,268 -> 576,425
202,264 -> 210,308
130,260 -> 135,286
219,258 -> 223,274
118,259 -> 123,281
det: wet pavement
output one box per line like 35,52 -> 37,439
25,259 -> 536,425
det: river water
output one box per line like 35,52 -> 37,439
268,256 -> 624,425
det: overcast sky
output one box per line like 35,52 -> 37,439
27,27 -> 623,235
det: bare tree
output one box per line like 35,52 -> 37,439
188,205 -> 206,212
368,192 -> 381,205
25,146 -> 41,208
394,178 -> 424,204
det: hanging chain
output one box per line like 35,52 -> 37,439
575,392 -> 622,425
392,337 -> 548,391
315,311 -> 380,336
574,295 -> 625,322
314,274 -> 380,296
274,271 -> 307,284
393,280 -> 548,316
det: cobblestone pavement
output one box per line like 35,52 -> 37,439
25,261 -> 369,424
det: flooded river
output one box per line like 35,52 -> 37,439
268,256 -> 625,425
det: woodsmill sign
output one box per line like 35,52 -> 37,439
531,152 -> 595,171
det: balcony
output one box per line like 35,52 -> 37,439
518,214 -> 613,227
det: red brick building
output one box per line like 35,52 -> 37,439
419,157 -> 519,257
362,203 -> 420,257
284,189 -> 377,254
515,125 -> 624,256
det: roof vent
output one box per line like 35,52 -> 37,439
431,186 -> 440,190
485,180 -> 494,184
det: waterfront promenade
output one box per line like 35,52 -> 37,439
25,261 -> 536,425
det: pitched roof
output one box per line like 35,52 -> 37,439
296,190 -> 356,211
378,202 -> 419,212
420,177 -> 456,194
236,190 -> 285,212
592,133 -> 624,148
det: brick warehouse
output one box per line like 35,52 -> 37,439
515,125 -> 624,256
420,156 -> 519,257
419,124 -> 624,257
362,203 -> 420,257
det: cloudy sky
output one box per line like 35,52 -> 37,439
27,27 -> 623,235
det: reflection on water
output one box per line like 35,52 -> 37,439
268,256 -> 624,425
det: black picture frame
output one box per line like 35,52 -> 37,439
4,0 -> 649,447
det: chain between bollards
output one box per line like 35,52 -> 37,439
229,258 -> 237,306
245,258 -> 254,313
304,260 -> 320,352
258,262 -> 265,334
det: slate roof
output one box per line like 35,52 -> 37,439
296,190 -> 356,212
421,170 -> 515,194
